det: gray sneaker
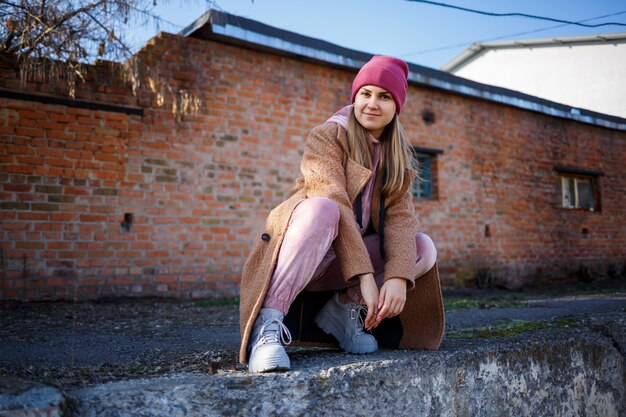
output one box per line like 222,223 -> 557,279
248,308 -> 292,373
314,293 -> 378,354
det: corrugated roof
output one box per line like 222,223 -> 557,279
180,10 -> 626,132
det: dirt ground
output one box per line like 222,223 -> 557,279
1,278 -> 624,390
0,299 -> 244,389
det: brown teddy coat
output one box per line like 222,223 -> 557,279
238,122 -> 444,364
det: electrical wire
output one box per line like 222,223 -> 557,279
404,0 -> 626,28
400,10 -> 626,58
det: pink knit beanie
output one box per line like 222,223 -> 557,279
351,56 -> 409,114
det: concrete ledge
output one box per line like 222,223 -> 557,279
69,314 -> 625,417
0,377 -> 65,417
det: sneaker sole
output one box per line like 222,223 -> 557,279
248,350 -> 290,373
249,363 -> 290,373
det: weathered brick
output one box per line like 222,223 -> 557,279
16,242 -> 45,250
35,185 -> 63,194
15,127 -> 45,137
1,202 -> 30,210
0,211 -> 16,220
18,212 -> 48,221
0,32 -> 623,301
47,195 -> 76,203
31,203 -> 60,212
3,184 -> 32,192
19,110 -> 46,119
93,188 -> 118,196
155,175 -> 177,182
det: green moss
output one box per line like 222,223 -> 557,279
555,288 -> 623,297
447,318 -> 578,339
128,365 -> 158,374
453,267 -> 477,286
444,286 -> 626,312
194,298 -> 239,308
444,297 -> 524,310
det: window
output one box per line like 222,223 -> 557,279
412,146 -> 443,199
555,167 -> 602,211
413,153 -> 433,199
561,176 -> 593,209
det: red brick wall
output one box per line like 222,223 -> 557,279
1,33 -> 625,300
409,93 -> 626,288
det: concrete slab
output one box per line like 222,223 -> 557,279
0,376 -> 65,417
69,318 -> 624,417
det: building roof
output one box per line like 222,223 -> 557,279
442,32 -> 626,73
180,10 -> 626,131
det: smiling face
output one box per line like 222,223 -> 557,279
353,85 -> 397,139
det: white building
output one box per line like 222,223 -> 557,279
442,32 -> 626,119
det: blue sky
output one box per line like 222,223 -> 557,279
126,0 -> 626,69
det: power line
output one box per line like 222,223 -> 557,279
400,10 -> 626,58
404,0 -> 626,28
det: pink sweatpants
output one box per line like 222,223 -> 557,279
263,197 -> 437,314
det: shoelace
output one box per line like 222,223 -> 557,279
349,304 -> 368,334
257,318 -> 292,346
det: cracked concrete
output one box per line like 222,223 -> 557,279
69,319 -> 625,417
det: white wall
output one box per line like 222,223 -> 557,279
453,43 -> 626,119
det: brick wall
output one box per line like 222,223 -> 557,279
410,93 -> 626,288
1,33 -> 625,300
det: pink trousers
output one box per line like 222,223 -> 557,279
263,197 -> 437,314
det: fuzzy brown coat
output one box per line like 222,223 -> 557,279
239,122 -> 444,363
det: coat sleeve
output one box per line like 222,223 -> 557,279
301,123 -> 374,280
381,170 -> 420,290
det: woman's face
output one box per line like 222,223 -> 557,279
353,85 -> 397,139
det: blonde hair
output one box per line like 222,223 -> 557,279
347,108 -> 414,196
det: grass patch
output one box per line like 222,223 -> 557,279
443,282 -> 625,311
444,297 -> 524,310
447,318 -> 577,339
549,287 -> 624,297
127,365 -> 158,374
194,298 -> 239,308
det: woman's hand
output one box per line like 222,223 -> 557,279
359,273 -> 379,330
377,278 -> 407,322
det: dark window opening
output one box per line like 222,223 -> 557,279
411,146 -> 443,200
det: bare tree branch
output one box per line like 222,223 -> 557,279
0,0 -> 212,118
19,1 -> 108,57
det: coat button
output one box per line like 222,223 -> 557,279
261,233 -> 270,242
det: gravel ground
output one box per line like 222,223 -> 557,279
0,299 -> 244,388
1,280 -> 624,389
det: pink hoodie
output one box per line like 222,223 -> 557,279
325,105 -> 381,236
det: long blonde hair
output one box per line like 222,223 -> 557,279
347,108 -> 414,196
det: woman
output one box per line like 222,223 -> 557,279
239,56 -> 444,373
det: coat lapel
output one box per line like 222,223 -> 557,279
345,158 -> 372,204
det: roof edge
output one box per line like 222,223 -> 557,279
440,43 -> 486,73
181,10 -> 626,132
441,31 -> 626,72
